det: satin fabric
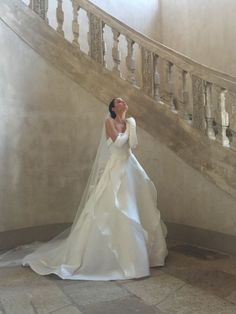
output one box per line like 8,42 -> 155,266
22,118 -> 168,280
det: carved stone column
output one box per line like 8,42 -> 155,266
175,69 -> 191,120
153,54 -> 160,102
192,75 -> 206,133
175,67 -> 184,116
225,92 -> 236,150
167,62 -> 175,111
204,82 -> 216,140
112,28 -> 121,77
88,13 -> 104,65
29,0 -> 48,22
102,22 -> 107,68
126,37 -> 136,85
215,88 -> 230,147
56,0 -> 64,37
182,71 -> 192,120
72,2 -> 80,48
161,59 -> 175,110
141,47 -> 154,97
230,131 -> 236,150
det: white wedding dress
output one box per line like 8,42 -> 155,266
4,117 -> 168,281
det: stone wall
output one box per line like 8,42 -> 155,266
0,19 -> 106,231
158,0 -> 236,76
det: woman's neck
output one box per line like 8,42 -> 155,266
115,112 -> 126,123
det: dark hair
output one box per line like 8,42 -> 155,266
109,98 -> 116,119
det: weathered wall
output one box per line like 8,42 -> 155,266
0,19 -> 106,231
158,0 -> 236,76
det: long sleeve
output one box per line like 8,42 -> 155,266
113,132 -> 129,148
106,117 -> 138,149
127,117 -> 138,148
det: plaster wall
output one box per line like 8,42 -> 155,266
0,19 -> 235,242
0,19 -> 105,231
158,0 -> 236,76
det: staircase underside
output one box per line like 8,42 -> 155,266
1,0 -> 236,200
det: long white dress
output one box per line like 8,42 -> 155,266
22,117 -> 168,280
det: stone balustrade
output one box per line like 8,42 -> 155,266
22,0 -> 236,151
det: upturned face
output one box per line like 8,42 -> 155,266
113,98 -> 128,113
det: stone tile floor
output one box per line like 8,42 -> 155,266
0,240 -> 236,314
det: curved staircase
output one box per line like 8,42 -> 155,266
0,0 -> 236,253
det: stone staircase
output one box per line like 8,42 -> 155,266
5,0 -> 236,198
1,0 -> 236,252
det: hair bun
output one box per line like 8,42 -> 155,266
109,98 -> 116,119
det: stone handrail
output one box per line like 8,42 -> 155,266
24,0 -> 236,151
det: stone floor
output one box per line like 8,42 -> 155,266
1,240 -> 236,314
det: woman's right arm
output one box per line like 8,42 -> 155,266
105,118 -> 128,147
105,118 -> 119,142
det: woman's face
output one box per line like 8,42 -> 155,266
114,98 -> 128,113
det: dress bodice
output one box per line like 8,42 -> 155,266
106,116 -> 139,160
106,124 -> 131,159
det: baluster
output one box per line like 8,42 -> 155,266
231,131 -> 236,150
175,68 -> 190,119
168,62 -> 176,112
175,67 -> 184,115
126,37 -> 136,85
141,47 -> 154,97
153,54 -> 161,102
229,127 -> 236,150
41,0 -> 48,23
56,0 -> 64,37
29,0 -> 39,14
112,28 -> 121,76
29,0 -> 48,22
102,22 -> 107,68
159,59 -> 167,102
161,59 -> 173,107
215,88 -> 230,147
225,92 -> 236,150
204,82 -> 216,140
192,75 -> 206,133
88,13 -> 104,64
72,3 -> 80,48
86,11 -> 91,56
182,70 -> 192,120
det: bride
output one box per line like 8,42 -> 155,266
0,97 -> 168,281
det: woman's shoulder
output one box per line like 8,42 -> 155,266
105,116 -> 115,126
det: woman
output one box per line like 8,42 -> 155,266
0,97 -> 168,281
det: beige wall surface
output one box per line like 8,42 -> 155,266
1,18 -> 236,240
0,19 -> 107,231
158,0 -> 236,76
